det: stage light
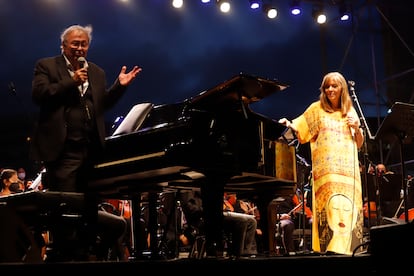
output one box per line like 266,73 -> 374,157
201,0 -> 211,3
217,0 -> 231,13
263,4 -> 277,19
172,0 -> 183,9
312,6 -> 327,24
290,0 -> 301,16
316,13 -> 327,24
339,2 -> 351,21
249,0 -> 260,10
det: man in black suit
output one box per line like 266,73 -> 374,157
30,24 -> 142,261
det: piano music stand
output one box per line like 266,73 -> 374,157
375,102 -> 414,223
111,102 -> 153,137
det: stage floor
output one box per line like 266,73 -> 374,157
0,252 -> 386,274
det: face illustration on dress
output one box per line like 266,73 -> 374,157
326,194 -> 354,235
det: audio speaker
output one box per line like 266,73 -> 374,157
369,222 -> 414,260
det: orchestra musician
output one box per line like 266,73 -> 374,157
222,192 -> 258,258
0,169 -> 20,196
226,193 -> 264,253
0,169 -> 44,262
98,199 -> 134,258
364,163 -> 397,224
275,186 -> 312,255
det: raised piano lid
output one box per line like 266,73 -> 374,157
106,73 -> 288,140
188,73 -> 289,110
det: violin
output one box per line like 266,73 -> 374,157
223,198 -> 234,212
239,200 -> 260,221
104,199 -> 132,219
292,191 -> 312,219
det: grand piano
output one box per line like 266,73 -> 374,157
88,73 -> 296,258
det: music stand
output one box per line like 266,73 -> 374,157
375,102 -> 414,223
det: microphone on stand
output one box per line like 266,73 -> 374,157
348,80 -> 355,87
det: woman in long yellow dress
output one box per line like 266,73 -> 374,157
279,72 -> 365,255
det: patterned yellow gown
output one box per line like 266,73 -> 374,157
292,102 -> 364,255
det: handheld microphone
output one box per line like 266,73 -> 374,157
350,127 -> 355,139
77,57 -> 87,95
347,112 -> 355,138
77,56 -> 87,69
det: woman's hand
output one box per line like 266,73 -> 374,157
278,118 -> 291,128
346,113 -> 359,131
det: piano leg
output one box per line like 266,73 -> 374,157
128,190 -> 169,260
201,172 -> 230,257
127,193 -> 152,260
147,191 -> 163,258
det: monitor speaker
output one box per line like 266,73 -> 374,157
369,222 -> 414,260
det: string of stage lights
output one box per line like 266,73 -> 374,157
171,0 -> 353,24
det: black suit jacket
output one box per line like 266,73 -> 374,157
30,55 -> 128,162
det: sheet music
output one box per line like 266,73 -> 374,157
28,168 -> 46,191
111,102 -> 153,136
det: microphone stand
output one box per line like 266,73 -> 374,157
348,82 -> 375,141
348,81 -> 377,229
295,148 -> 311,254
298,179 -> 310,254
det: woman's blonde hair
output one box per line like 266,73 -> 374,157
319,71 -> 353,117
